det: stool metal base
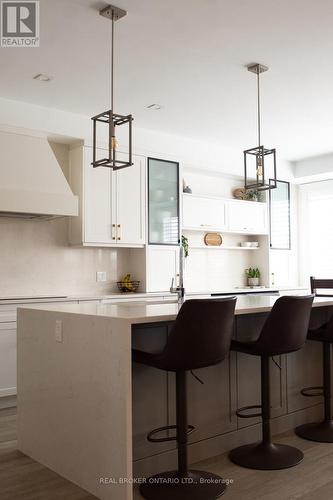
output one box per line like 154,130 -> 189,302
296,420 -> 333,442
139,470 -> 227,500
229,442 -> 304,470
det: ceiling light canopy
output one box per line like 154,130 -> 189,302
244,63 -> 277,191
33,73 -> 53,82
91,4 -> 133,171
147,104 -> 163,110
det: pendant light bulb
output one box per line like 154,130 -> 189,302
256,156 -> 263,177
111,136 -> 118,151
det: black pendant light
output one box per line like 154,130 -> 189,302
244,63 -> 277,191
91,5 -> 133,170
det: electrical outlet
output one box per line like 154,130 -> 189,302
55,319 -> 63,343
96,271 -> 107,282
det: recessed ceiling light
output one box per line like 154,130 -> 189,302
33,73 -> 53,82
146,104 -> 163,110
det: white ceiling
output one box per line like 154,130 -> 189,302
1,0 -> 333,161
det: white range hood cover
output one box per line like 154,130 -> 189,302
0,131 -> 78,217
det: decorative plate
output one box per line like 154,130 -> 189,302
204,233 -> 223,246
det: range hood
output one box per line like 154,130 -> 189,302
0,131 -> 78,217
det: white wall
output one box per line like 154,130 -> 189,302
298,180 -> 333,286
0,142 -> 130,297
294,153 -> 333,181
0,96 -> 295,178
0,217 -> 130,297
0,96 -> 297,295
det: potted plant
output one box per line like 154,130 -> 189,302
181,235 -> 189,258
246,267 -> 261,287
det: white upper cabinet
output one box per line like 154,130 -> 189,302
84,148 -> 113,243
227,199 -> 268,234
182,193 -> 268,235
116,152 -> 145,245
183,194 -> 227,231
69,146 -> 145,247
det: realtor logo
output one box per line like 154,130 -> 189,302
1,1 -> 39,47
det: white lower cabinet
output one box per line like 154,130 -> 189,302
146,246 -> 180,292
0,322 -> 17,397
69,146 -> 145,247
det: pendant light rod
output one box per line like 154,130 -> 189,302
247,63 -> 269,149
100,5 -> 127,111
257,67 -> 261,147
111,12 -> 114,112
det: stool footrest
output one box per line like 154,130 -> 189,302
236,405 -> 262,419
147,424 -> 195,443
301,386 -> 323,397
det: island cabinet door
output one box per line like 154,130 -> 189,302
132,323 -> 176,461
286,306 -> 331,413
235,314 -> 287,429
167,352 -> 237,444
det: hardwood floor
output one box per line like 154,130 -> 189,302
2,406 -> 333,499
0,408 -> 97,500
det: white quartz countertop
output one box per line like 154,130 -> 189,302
0,286 -> 307,305
19,294 -> 333,324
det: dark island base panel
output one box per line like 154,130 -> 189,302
131,306 -> 332,478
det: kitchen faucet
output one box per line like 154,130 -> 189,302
170,245 -> 185,304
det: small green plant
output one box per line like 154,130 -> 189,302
245,189 -> 263,202
245,267 -> 261,278
182,235 -> 189,258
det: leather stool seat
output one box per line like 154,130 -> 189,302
295,276 -> 333,443
133,297 -> 237,500
229,295 -> 314,470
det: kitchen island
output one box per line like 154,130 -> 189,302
17,295 -> 333,500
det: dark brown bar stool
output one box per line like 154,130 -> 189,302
296,277 -> 333,442
229,295 -> 314,470
132,297 -> 236,500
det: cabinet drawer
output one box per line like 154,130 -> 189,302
0,311 -> 16,322
0,322 -> 17,397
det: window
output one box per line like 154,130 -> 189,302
299,180 -> 333,285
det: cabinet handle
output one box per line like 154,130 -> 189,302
112,224 -> 116,240
117,224 -> 121,240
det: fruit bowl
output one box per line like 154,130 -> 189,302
117,280 -> 140,293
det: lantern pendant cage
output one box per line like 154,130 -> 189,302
244,63 -> 277,191
91,5 -> 133,170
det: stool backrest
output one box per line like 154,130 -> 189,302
257,295 -> 314,356
310,276 -> 333,297
161,297 -> 237,371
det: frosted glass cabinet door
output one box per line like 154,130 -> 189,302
148,158 -> 180,245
